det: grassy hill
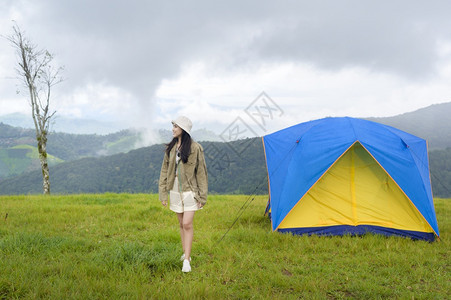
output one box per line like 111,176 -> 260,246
0,194 -> 449,298
0,145 -> 63,178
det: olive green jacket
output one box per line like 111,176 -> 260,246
158,141 -> 208,205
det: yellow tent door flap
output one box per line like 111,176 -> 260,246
278,142 -> 433,233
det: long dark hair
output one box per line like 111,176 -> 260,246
165,130 -> 192,163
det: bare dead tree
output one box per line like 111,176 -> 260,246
6,24 -> 63,194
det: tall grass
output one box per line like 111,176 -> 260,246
0,194 -> 449,299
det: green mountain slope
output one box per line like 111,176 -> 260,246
0,145 -> 63,178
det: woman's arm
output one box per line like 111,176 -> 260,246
196,145 -> 208,206
158,152 -> 170,204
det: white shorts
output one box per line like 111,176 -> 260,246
169,177 -> 200,213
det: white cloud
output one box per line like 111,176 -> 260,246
154,60 -> 451,135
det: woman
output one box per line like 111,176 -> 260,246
158,116 -> 208,273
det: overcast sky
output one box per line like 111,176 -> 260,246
1,0 -> 451,136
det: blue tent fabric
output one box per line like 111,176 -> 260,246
263,117 -> 439,240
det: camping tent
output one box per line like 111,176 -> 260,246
262,117 -> 439,241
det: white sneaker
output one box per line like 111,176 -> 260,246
181,254 -> 192,261
182,259 -> 191,273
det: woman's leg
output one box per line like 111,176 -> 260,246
176,213 -> 185,254
182,211 -> 195,260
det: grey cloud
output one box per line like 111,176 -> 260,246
22,1 -> 255,99
243,2 -> 451,79
4,0 -> 451,105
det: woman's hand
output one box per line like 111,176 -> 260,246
198,202 -> 204,209
162,200 -> 168,207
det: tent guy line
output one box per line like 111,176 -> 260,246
215,133 -> 305,246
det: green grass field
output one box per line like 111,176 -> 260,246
0,194 -> 450,299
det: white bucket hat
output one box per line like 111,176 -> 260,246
171,116 -> 193,135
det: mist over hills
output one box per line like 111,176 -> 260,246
2,101 -> 450,147
0,113 -> 221,142
0,113 -> 125,135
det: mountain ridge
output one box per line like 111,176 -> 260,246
1,102 -> 450,194
365,102 -> 451,149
